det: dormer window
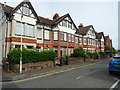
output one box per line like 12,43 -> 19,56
22,6 -> 30,16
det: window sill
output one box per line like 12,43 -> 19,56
37,38 -> 42,40
54,40 -> 58,41
44,39 -> 50,41
26,36 -> 35,38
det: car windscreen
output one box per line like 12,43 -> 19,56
112,57 -> 120,62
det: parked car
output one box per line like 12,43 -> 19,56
109,54 -> 120,74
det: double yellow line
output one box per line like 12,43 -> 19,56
1,61 -> 103,84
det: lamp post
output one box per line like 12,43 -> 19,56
20,15 -> 23,74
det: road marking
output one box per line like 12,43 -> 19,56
109,79 -> 120,90
1,61 -> 103,84
76,76 -> 84,79
84,70 -> 98,76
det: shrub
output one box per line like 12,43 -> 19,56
86,52 -> 94,58
7,48 -> 56,64
73,47 -> 86,57
98,51 -> 106,58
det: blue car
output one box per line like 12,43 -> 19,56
109,55 -> 120,74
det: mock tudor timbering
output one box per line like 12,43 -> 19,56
0,0 -> 113,60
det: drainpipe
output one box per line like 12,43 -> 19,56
43,25 -> 45,51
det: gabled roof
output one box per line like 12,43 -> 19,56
76,25 -> 95,36
38,13 -> 78,30
96,32 -> 104,39
52,13 -> 78,30
0,0 -> 39,20
104,35 -> 110,41
38,16 -> 53,26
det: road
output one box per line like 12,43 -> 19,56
2,59 -> 120,89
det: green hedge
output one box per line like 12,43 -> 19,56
7,48 -> 56,64
86,52 -> 94,58
72,47 -> 86,58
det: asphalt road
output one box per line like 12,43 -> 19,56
2,59 -> 120,89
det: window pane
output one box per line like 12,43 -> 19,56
54,31 -> 58,40
27,24 -> 34,37
60,32 -> 64,41
23,7 -> 29,15
45,30 -> 49,40
37,28 -> 42,39
16,21 -> 24,35
64,33 -> 66,41
72,35 -> 74,42
68,34 -> 71,42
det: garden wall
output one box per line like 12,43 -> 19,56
9,61 -> 55,73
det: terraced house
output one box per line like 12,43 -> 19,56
0,0 -> 113,62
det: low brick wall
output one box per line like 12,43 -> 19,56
69,58 -> 93,64
9,61 -> 55,73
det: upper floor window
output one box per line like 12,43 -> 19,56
72,35 -> 74,43
60,32 -> 64,41
27,24 -> 34,37
68,34 -> 71,42
68,22 -> 72,29
84,38 -> 86,45
62,20 -> 67,27
37,27 -> 42,39
64,33 -> 67,41
75,37 -> 78,44
16,21 -> 24,35
54,31 -> 58,40
44,30 -> 50,40
79,38 -> 82,45
22,7 -> 30,16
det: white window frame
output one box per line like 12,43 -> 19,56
54,31 -> 58,40
44,30 -> 50,40
16,21 -> 24,35
27,24 -> 34,37
22,6 -> 30,16
64,33 -> 67,41
68,34 -> 71,42
75,37 -> 78,44
72,35 -> 74,43
84,38 -> 86,45
37,27 -> 42,39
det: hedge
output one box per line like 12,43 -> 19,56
7,48 -> 56,64
72,47 -> 86,57
86,52 -> 94,58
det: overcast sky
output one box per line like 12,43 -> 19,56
1,0 -> 119,50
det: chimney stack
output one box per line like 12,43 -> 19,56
53,13 -> 59,20
78,23 -> 84,28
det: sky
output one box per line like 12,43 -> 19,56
0,0 -> 119,50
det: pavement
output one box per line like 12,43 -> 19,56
1,59 -> 104,82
